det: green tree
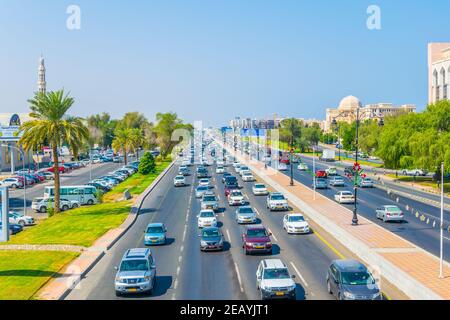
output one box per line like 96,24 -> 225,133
112,128 -> 133,165
153,112 -> 192,158
138,152 -> 156,175
279,118 -> 303,149
19,90 -> 89,213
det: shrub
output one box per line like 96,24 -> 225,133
138,152 -> 156,175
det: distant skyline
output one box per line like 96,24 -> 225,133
1,0 -> 450,126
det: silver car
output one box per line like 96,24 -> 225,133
195,186 -> 209,198
235,206 -> 257,224
114,248 -> 156,296
201,194 -> 219,212
329,176 -> 345,187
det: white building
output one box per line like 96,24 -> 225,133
428,42 -> 450,104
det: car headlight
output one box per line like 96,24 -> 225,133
200,241 -> 208,246
372,292 -> 381,299
266,242 -> 272,246
287,284 -> 296,291
343,291 -> 355,299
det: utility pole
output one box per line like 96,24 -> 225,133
439,161 -> 444,278
290,118 -> 294,186
352,108 -> 360,226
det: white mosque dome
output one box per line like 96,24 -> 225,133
338,95 -> 362,111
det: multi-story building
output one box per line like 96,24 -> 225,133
324,96 -> 415,132
428,42 -> 450,104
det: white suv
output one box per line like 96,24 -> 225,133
256,259 -> 296,300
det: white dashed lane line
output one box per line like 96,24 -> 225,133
268,228 -> 278,242
290,262 -> 309,288
234,262 -> 245,293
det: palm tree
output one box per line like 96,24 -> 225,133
112,128 -> 133,165
129,128 -> 144,160
19,90 -> 89,213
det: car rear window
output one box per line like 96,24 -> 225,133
247,228 -> 267,237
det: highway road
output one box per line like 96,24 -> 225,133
67,162 -> 350,300
238,142 -> 450,262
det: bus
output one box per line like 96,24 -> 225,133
44,185 -> 98,205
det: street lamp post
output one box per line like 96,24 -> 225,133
439,161 -> 444,278
331,108 -> 384,226
290,119 -> 295,186
2,144 -> 27,215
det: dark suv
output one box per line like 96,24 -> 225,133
242,225 -> 272,255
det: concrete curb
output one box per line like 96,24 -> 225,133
37,160 -> 176,300
224,141 -> 445,300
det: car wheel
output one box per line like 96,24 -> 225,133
11,184 -> 18,190
62,205 -> 69,211
115,291 -> 122,297
19,221 -> 25,227
72,203 -> 79,208
87,199 -> 94,205
40,206 -> 47,213
327,280 -> 332,294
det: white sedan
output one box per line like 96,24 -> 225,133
241,171 -> 255,182
173,175 -> 186,187
283,214 -> 310,234
297,163 -> 308,171
252,183 -> 268,196
228,190 -> 246,206
197,210 -> 218,228
278,163 -> 288,171
198,178 -> 210,187
334,191 -> 355,204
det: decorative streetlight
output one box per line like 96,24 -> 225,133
331,108 -> 384,225
289,118 -> 295,186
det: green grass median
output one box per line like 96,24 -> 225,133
0,250 -> 79,300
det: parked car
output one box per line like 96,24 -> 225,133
375,205 -> 404,222
252,183 -> 268,196
47,166 -> 66,174
256,259 -> 296,300
144,223 -> 167,245
334,191 -> 355,204
31,197 -> 74,213
242,224 -> 272,255
401,169 -> 427,176
8,211 -> 35,226
326,259 -> 381,300
266,192 -> 289,211
0,178 -> 23,189
0,221 -> 23,235
283,214 -> 309,234
199,227 -> 224,251
114,248 -> 156,296
39,171 -> 55,180
235,206 -> 257,224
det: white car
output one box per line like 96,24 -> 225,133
277,163 -> 288,171
228,190 -> 246,206
401,169 -> 427,176
198,178 -> 210,187
267,192 -> 289,211
31,197 -> 75,213
182,160 -> 191,166
0,178 -> 23,189
216,160 -> 224,166
173,175 -> 186,187
252,183 -> 268,196
334,191 -> 355,204
8,211 -> 35,226
297,163 -> 308,171
256,259 -> 296,300
241,171 -> 255,182
216,166 -> 225,174
197,210 -> 218,228
283,214 -> 309,234
239,166 -> 250,176
326,167 -> 338,176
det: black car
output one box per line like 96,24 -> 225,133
0,222 -> 23,235
344,167 -> 353,175
197,168 -> 208,178
222,172 -> 232,183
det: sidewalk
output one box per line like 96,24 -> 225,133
225,143 -> 450,300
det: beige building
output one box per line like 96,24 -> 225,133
428,42 -> 450,104
324,96 -> 415,132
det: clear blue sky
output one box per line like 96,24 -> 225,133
1,0 -> 449,126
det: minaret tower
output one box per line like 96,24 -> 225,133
38,55 -> 46,94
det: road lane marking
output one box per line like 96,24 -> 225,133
226,229 -> 231,242
268,228 -> 278,242
312,228 -> 346,260
254,208 -> 261,216
290,262 -> 309,287
234,262 -> 245,293
180,245 -> 184,253
177,266 -> 181,275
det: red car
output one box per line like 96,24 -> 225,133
47,166 -> 66,174
31,173 -> 45,182
242,225 -> 273,255
316,170 -> 327,178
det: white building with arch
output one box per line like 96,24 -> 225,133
428,43 -> 450,104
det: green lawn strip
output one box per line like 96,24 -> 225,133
385,174 -> 450,194
0,250 -> 79,300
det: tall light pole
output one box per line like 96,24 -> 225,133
331,109 -> 384,226
2,144 -> 27,214
289,118 -> 295,186
439,161 -> 444,278
313,144 -> 316,200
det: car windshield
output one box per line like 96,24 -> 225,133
247,229 -> 267,238
342,192 -> 353,196
120,259 -> 149,272
271,195 -> 285,200
254,184 -> 265,189
203,196 -> 216,202
202,229 -> 220,237
263,268 -> 290,280
239,207 -> 254,214
341,271 -> 375,286
289,216 -> 305,222
197,186 -> 208,191
176,176 -> 184,180
146,226 -> 164,233
231,192 -> 242,197
200,211 -> 215,218
200,179 -> 209,183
